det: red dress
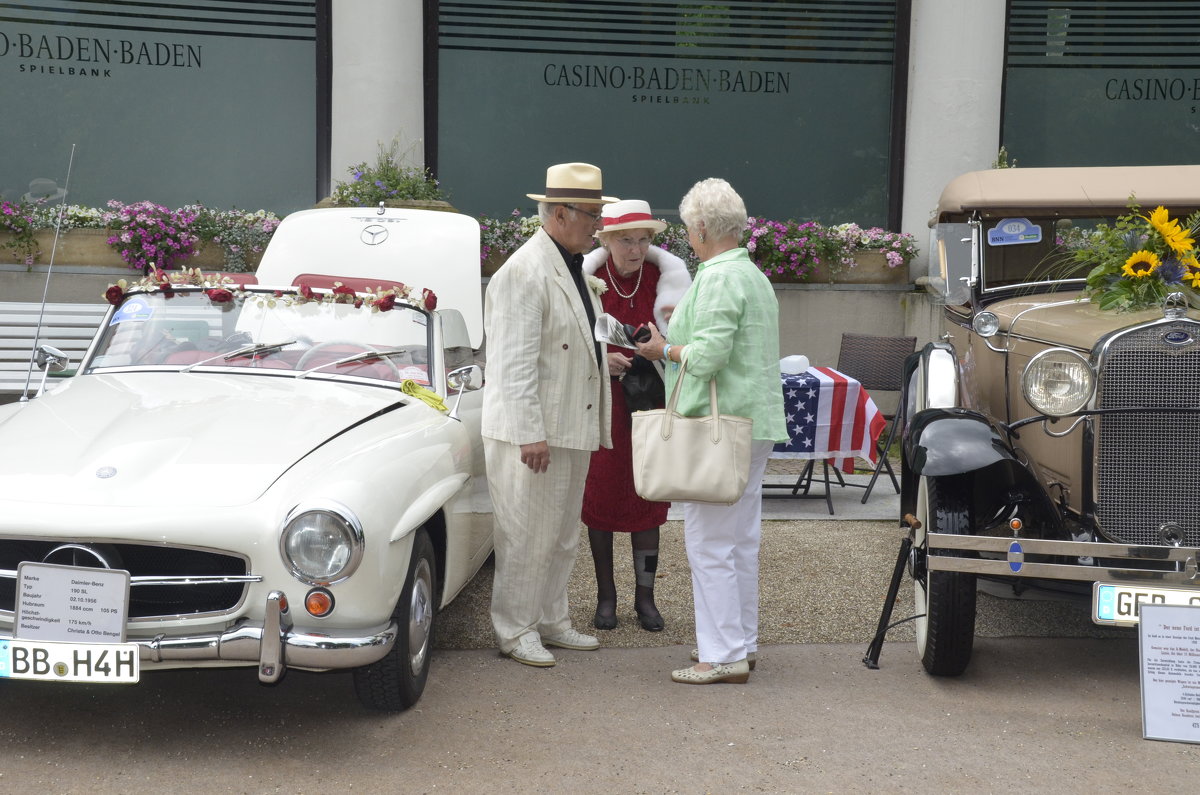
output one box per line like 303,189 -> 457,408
582,257 -> 671,532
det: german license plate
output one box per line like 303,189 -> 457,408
1093,582 -> 1200,627
0,639 -> 139,683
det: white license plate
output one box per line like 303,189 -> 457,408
1093,582 -> 1200,627
0,639 -> 139,683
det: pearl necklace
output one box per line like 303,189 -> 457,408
605,257 -> 644,303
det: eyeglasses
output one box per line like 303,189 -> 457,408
565,204 -> 602,222
614,236 -> 652,249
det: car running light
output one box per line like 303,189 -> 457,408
305,588 -> 335,617
1021,348 -> 1094,417
279,502 -> 364,585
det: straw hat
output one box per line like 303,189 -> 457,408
526,162 -> 618,204
596,199 -> 667,235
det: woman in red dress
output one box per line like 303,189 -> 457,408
582,199 -> 692,631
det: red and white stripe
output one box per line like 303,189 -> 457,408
809,366 -> 887,473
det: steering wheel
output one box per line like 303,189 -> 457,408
296,341 -> 403,380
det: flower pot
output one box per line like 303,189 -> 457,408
0,228 -> 127,268
807,250 -> 910,285
313,196 -> 458,213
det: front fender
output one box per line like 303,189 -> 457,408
905,408 -> 1014,478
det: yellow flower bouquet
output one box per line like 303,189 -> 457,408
1073,203 -> 1200,311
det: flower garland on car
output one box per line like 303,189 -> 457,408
1069,204 -> 1200,312
104,267 -> 438,313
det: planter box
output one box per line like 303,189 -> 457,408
0,229 -> 127,268
769,250 -> 911,286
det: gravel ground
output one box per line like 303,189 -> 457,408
436,519 -> 1129,653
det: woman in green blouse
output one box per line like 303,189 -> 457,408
636,177 -> 788,685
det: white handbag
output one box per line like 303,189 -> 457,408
630,359 -> 753,505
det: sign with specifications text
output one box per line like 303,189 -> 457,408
14,561 -> 130,643
1139,604 -> 1200,744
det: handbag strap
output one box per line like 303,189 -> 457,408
660,359 -> 725,443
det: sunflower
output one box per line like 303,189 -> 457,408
1122,250 -> 1161,278
1188,268 -> 1200,289
1145,205 -> 1195,254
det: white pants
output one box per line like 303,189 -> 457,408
683,440 -> 773,665
485,438 -> 591,653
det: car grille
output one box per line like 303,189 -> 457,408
0,540 -> 250,620
1095,319 -> 1200,546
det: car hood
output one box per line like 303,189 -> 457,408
987,290 -> 1174,351
0,373 -> 407,508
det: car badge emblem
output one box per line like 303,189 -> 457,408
360,225 -> 388,246
1163,330 -> 1194,346
96,466 -> 117,479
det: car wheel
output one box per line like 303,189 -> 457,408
353,528 -> 437,711
911,474 -> 976,676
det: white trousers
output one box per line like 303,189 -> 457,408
485,438 -> 591,653
683,440 -> 773,665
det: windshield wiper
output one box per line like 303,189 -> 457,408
180,340 -> 296,373
296,349 -> 410,379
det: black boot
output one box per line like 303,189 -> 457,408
588,528 -> 618,630
632,528 -> 664,632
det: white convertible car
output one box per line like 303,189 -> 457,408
0,207 -> 493,711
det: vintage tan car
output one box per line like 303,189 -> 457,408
898,165 -> 1200,675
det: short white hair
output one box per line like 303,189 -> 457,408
678,178 -> 747,241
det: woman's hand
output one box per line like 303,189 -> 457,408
635,323 -> 667,361
607,351 -> 633,377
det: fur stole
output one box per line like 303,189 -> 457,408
582,244 -> 692,333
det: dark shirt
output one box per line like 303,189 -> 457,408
551,237 -> 603,369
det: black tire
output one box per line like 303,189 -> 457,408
354,529 -> 437,711
913,475 -> 976,676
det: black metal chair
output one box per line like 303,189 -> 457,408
833,333 -> 917,503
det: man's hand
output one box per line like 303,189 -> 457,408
607,351 -> 633,378
520,440 -> 550,473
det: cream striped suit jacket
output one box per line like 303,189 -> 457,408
481,228 -> 612,451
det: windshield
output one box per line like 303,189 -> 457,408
980,215 -> 1113,293
87,288 -> 432,385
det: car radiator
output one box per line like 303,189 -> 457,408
0,540 -> 250,620
1095,319 -> 1200,546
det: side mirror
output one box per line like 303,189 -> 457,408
446,364 -> 483,422
35,344 -> 69,373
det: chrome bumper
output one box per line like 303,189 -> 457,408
132,591 -> 397,682
928,533 -> 1200,586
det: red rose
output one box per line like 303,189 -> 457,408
205,288 -> 233,303
422,288 -> 437,310
104,285 -> 124,306
354,299 -> 363,309
332,283 -> 356,297
375,293 -> 396,312
299,284 -> 315,300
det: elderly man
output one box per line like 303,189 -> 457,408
482,163 -> 616,666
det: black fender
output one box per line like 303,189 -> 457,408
902,408 -> 1064,539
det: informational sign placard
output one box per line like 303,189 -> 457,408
1139,603 -> 1200,744
14,562 -> 130,643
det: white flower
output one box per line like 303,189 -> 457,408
586,274 -> 608,296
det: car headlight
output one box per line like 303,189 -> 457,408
972,311 -> 1000,337
1021,348 -> 1095,417
279,501 -> 364,585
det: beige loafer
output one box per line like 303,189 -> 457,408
671,659 -> 751,685
691,648 -> 757,670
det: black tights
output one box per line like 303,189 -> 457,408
588,527 -> 661,621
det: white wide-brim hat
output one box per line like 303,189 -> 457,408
595,199 -> 667,235
526,162 -> 618,204
22,177 -> 67,203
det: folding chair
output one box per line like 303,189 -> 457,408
833,333 -> 917,503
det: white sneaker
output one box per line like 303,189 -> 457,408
508,634 -> 556,667
542,627 -> 600,651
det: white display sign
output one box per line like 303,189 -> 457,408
14,562 -> 130,643
1139,603 -> 1200,744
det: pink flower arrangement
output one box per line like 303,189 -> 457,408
104,200 -> 199,270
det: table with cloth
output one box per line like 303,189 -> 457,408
767,366 -> 888,510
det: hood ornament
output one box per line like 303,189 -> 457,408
1163,291 -> 1187,319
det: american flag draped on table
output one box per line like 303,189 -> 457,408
772,366 -> 888,473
